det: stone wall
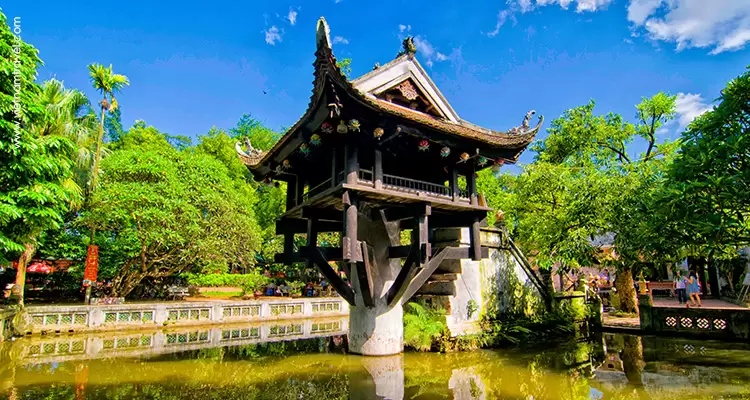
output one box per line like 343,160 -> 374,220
639,294 -> 750,339
430,227 -> 546,336
20,297 -> 349,335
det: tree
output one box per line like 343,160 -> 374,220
80,123 -> 261,296
0,12 -> 77,306
488,95 -> 679,312
86,63 -> 129,210
336,58 -> 352,79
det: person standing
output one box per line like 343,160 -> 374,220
674,271 -> 687,305
687,271 -> 702,308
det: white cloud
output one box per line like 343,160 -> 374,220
675,92 -> 712,128
287,9 -> 298,25
487,9 -> 516,37
628,0 -> 750,54
627,0 -> 662,25
409,35 -> 455,67
264,26 -> 282,45
513,0 -> 613,13
399,24 -> 412,33
333,36 -> 349,45
413,36 -> 435,58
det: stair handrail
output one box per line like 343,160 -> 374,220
503,231 -> 552,305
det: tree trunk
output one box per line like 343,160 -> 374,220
615,265 -> 638,313
110,271 -> 147,298
14,242 -> 35,308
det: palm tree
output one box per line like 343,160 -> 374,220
34,79 -> 100,203
87,63 -> 129,201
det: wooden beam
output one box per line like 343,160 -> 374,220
450,168 -> 458,202
427,213 -> 485,229
330,147 -> 337,188
299,246 -> 345,261
344,139 -> 359,185
467,163 -> 478,206
388,245 -> 411,258
306,219 -> 318,271
374,147 -> 383,190
389,245 -> 488,260
470,216 -> 482,261
443,246 -> 489,260
416,209 -> 430,264
342,191 -> 359,262
378,126 -> 402,146
398,247 -> 449,306
382,203 -> 432,222
274,252 -> 303,264
385,245 -> 419,306
276,219 -> 342,234
308,247 -> 356,306
355,243 -> 375,307
301,207 -> 342,222
286,176 -> 297,211
295,175 -> 306,206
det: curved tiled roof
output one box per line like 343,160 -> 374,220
236,17 -> 543,169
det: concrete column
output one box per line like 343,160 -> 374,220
348,211 -> 404,356
350,355 -> 404,400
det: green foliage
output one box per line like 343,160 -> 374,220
80,123 -> 261,297
403,302 -> 446,352
230,114 -> 280,152
336,58 -> 352,79
0,12 -> 77,261
181,272 -> 269,295
658,67 -> 750,251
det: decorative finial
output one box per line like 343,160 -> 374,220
400,36 -> 417,57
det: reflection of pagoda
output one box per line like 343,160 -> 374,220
237,18 -> 542,355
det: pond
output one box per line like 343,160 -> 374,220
1,322 -> 750,399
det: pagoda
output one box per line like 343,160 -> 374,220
237,18 -> 543,355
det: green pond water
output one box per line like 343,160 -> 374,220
1,324 -> 750,399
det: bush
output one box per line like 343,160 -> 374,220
403,302 -> 446,352
181,272 -> 269,295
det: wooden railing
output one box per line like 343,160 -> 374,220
302,179 -> 332,202
358,169 -> 373,182
382,174 -> 452,198
299,170 -> 472,205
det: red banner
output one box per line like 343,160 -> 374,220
82,245 -> 99,286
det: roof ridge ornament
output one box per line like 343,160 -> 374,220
316,17 -> 332,49
398,36 -> 417,58
508,110 -> 543,135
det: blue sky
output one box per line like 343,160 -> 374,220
4,0 -> 750,166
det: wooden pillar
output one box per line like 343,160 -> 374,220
342,191 -> 358,262
345,140 -> 359,185
296,175 -> 305,206
286,177 -> 297,211
467,163 -> 478,206
450,168 -> 458,202
374,147 -> 383,190
330,148 -> 337,187
470,216 -> 481,261
306,219 -> 318,271
415,204 -> 431,263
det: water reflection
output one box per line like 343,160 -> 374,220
2,323 -> 750,399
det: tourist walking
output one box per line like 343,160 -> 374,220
674,271 -> 687,305
687,271 -> 702,308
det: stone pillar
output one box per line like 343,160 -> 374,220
637,294 -> 653,332
348,211 -> 404,356
350,355 -> 404,400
